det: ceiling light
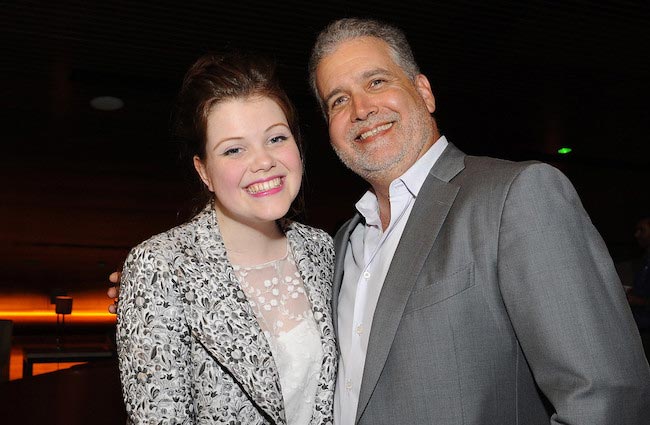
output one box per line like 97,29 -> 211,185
90,96 -> 124,111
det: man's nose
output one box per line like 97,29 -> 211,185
351,94 -> 378,122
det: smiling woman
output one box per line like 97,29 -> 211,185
192,96 -> 303,239
115,52 -> 337,424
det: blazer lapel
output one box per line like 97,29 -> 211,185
183,207 -> 286,424
287,223 -> 338,423
356,143 -> 466,422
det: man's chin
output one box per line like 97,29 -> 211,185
333,147 -> 404,180
352,162 -> 406,187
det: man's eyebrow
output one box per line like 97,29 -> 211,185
361,67 -> 392,80
323,88 -> 344,109
322,68 -> 393,108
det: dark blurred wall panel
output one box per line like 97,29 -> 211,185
0,360 -> 126,425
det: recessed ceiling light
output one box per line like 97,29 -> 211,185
90,96 -> 124,111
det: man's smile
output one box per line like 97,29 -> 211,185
355,122 -> 394,142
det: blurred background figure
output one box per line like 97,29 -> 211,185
627,217 -> 650,353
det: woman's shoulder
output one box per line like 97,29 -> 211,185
133,220 -> 196,254
287,221 -> 333,245
286,221 -> 335,264
129,208 -> 211,261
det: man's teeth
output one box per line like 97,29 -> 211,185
247,177 -> 282,194
358,122 -> 393,140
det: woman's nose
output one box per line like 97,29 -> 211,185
251,149 -> 275,172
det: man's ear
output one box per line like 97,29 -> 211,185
415,74 -> 436,114
193,155 -> 214,192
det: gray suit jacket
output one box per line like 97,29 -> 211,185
333,143 -> 650,425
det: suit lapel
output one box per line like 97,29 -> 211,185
356,144 -> 466,422
332,215 -> 363,339
183,207 -> 286,424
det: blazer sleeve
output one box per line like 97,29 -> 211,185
496,163 -> 650,425
117,242 -> 194,424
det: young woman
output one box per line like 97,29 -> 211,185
116,53 -> 336,424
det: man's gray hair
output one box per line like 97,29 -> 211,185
308,18 -> 421,110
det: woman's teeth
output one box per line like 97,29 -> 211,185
246,177 -> 282,194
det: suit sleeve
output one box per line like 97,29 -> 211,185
117,243 -> 194,424
497,163 -> 650,425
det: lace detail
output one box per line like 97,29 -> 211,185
234,245 -> 312,336
233,243 -> 322,424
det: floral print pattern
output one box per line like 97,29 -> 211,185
117,204 -> 337,424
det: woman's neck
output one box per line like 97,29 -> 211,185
215,209 -> 287,267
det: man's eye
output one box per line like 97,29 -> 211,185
330,96 -> 347,109
370,79 -> 385,88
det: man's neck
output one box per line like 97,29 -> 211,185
373,187 -> 391,231
366,129 -> 443,231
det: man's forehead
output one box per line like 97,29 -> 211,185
316,37 -> 401,91
321,36 -> 393,66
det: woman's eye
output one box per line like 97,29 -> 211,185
269,135 -> 288,144
223,147 -> 242,156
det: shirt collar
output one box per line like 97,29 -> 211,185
355,135 -> 449,225
396,135 -> 448,197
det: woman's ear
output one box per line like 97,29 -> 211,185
193,155 -> 214,192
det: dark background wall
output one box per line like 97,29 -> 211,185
1,0 -> 649,300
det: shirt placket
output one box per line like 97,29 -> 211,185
344,224 -> 381,402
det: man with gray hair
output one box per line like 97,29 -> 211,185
109,17 -> 650,425
311,17 -> 650,424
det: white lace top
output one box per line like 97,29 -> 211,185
233,244 -> 323,425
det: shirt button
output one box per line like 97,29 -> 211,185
355,324 -> 364,335
345,379 -> 352,390
363,271 -> 371,279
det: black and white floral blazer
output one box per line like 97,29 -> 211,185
117,204 -> 337,424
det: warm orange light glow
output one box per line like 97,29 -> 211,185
0,289 -> 117,325
0,310 -> 115,325
8,347 -> 87,380
2,290 -> 117,381
0,311 -> 113,318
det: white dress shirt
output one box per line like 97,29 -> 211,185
334,136 -> 448,425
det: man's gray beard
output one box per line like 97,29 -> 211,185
331,142 -> 406,183
331,113 -> 434,185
